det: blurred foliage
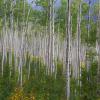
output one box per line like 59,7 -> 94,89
0,0 -> 99,100
0,52 -> 66,100
0,51 -> 99,100
81,61 -> 98,100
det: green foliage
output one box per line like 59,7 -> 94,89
23,57 -> 66,100
0,52 -> 66,100
0,51 -> 99,100
0,52 -> 17,100
70,60 -> 98,100
55,0 -> 66,38
0,0 -> 35,29
81,61 -> 98,100
35,0 -> 48,9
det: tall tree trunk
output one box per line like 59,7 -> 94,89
1,0 -> 7,77
86,0 -> 91,71
66,0 -> 71,99
47,0 -> 54,74
77,2 -> 82,96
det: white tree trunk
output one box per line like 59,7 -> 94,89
66,0 -> 71,99
77,2 -> 82,85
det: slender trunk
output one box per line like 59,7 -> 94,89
66,0 -> 71,99
1,0 -> 7,77
86,0 -> 91,71
47,0 -> 54,74
77,2 -> 82,97
52,0 -> 55,73
9,0 -> 14,77
28,57 -> 31,80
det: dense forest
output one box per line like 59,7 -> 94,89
0,0 -> 100,100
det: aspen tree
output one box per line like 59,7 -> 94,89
65,0 -> 71,99
1,0 -> 7,77
77,2 -> 81,79
47,0 -> 54,74
76,1 -> 82,97
86,0 -> 91,71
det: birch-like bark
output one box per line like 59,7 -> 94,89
52,0 -> 55,73
76,2 -> 82,96
86,0 -> 91,71
66,0 -> 71,99
77,3 -> 81,79
9,0 -> 14,77
47,0 -> 54,74
1,0 -> 7,77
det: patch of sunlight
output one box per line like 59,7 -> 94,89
80,61 -> 86,69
